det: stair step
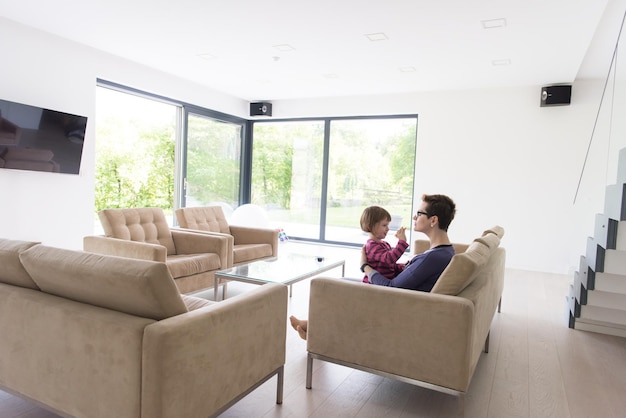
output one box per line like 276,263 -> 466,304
618,222 -> 626,251
604,183 -> 626,221
586,290 -> 626,310
617,147 -> 626,184
595,272 -> 626,294
604,249 -> 626,274
580,305 -> 626,325
593,214 -> 621,250
568,284 -> 582,317
586,238 -> 626,274
577,256 -> 592,289
573,319 -> 626,338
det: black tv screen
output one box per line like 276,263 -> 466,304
0,98 -> 87,175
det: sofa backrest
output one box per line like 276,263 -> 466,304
175,206 -> 231,234
413,240 -> 468,256
0,238 -> 40,289
99,207 -> 177,255
19,244 -> 188,320
430,227 -> 503,296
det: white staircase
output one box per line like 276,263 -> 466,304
569,148 -> 626,337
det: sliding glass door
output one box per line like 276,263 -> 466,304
325,118 -> 416,245
182,110 -> 244,215
251,116 -> 417,246
251,120 -> 325,238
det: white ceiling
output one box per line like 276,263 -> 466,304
0,0 -> 619,101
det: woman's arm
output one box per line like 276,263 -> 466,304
366,250 -> 451,291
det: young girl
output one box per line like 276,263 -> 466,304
360,205 -> 408,283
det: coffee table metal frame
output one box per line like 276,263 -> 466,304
214,254 -> 345,300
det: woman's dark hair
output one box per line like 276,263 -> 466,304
422,194 -> 456,231
360,206 -> 391,233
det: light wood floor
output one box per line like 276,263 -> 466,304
2,243 -> 626,417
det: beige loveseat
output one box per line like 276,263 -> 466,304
0,238 -> 288,418
305,227 -> 505,409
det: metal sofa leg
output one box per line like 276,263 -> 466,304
498,296 -> 502,313
457,393 -> 466,417
276,365 -> 284,404
306,353 -> 314,389
484,331 -> 490,353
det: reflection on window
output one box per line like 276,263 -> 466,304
95,87 -> 177,215
326,118 -> 416,245
251,117 -> 417,246
251,121 -> 325,239
185,114 -> 241,211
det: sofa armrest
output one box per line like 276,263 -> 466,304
229,225 -> 279,257
83,235 -> 167,262
171,228 -> 234,267
141,282 -> 288,418
170,229 -> 230,270
307,277 -> 475,392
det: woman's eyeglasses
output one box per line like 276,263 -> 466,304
415,211 -> 430,217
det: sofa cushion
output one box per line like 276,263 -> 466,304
482,225 -> 505,238
166,253 -> 221,278
19,245 -> 188,320
233,243 -> 274,264
474,232 -> 501,252
99,208 -> 177,256
431,240 -> 491,296
181,294 -> 215,311
175,206 -> 231,234
0,238 -> 40,289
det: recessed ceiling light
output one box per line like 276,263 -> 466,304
365,32 -> 388,41
482,18 -> 507,29
492,59 -> 511,66
399,66 -> 416,72
197,53 -> 216,60
273,44 -> 295,52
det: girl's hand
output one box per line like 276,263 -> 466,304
395,226 -> 407,241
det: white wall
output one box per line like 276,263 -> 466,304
1,16 -> 622,275
270,80 -> 619,274
0,18 -> 248,250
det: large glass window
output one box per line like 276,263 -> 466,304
325,118 -> 416,246
95,81 -> 417,247
95,86 -> 178,214
183,112 -> 243,213
251,121 -> 325,239
251,116 -> 417,247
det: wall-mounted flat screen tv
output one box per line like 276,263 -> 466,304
0,98 -> 87,175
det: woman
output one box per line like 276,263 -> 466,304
290,193 -> 457,339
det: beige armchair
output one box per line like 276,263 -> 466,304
84,207 -> 230,294
175,206 -> 278,267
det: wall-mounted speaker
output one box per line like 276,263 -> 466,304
250,102 -> 272,117
540,85 -> 571,107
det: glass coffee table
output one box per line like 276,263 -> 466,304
214,253 -> 345,300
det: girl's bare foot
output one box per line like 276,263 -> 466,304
296,325 -> 307,340
289,315 -> 307,331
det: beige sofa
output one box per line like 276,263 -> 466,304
305,227 -> 505,409
0,238 -> 288,418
